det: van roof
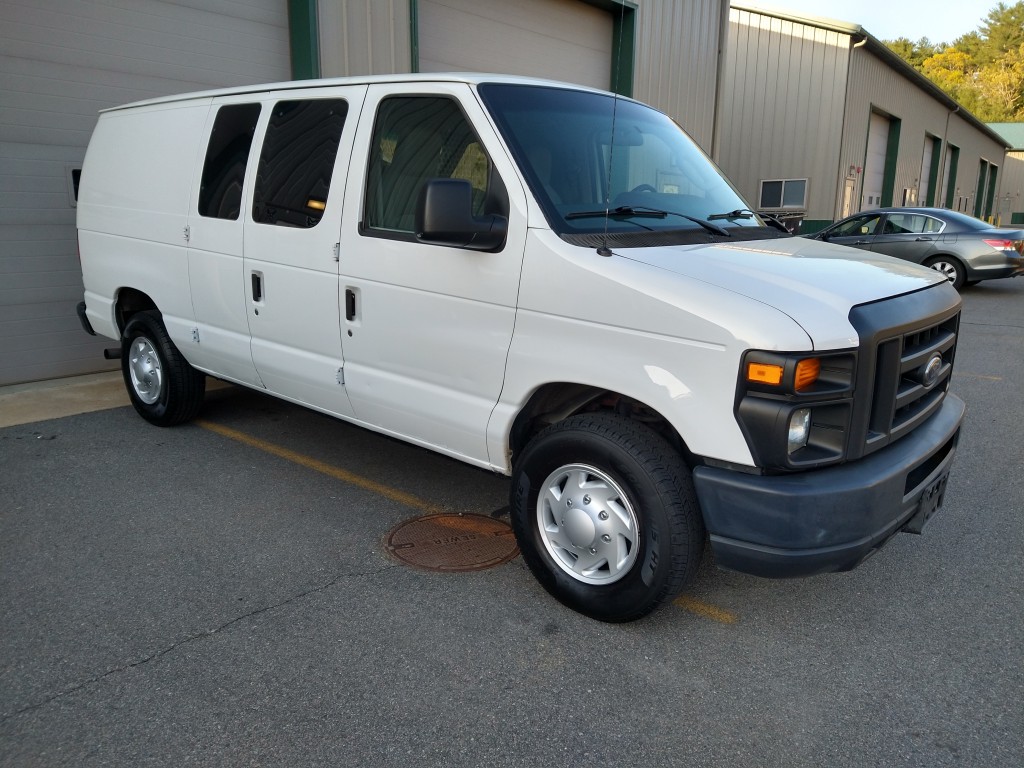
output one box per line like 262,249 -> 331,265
101,73 -> 610,113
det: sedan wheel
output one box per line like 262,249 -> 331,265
924,256 -> 965,290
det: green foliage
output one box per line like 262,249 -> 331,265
885,1 -> 1024,120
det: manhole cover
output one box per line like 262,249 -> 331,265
385,513 -> 519,572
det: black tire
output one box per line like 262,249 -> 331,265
510,413 -> 704,622
121,310 -> 205,426
924,256 -> 966,290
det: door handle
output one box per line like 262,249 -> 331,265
251,272 -> 263,302
854,240 -> 870,245
915,236 -> 932,241
345,288 -> 356,321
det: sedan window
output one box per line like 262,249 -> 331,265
883,214 -> 944,235
831,214 -> 881,237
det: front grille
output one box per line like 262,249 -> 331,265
848,288 -> 961,461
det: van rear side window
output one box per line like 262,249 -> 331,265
252,99 -> 348,228
198,103 -> 261,220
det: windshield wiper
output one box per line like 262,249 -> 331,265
566,206 -> 731,236
707,208 -> 756,220
709,207 -> 790,233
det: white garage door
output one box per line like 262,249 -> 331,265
418,0 -> 613,91
862,112 -> 890,210
0,0 -> 291,386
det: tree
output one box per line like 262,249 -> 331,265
886,1 -> 1024,121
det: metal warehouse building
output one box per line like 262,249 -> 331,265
0,0 -> 727,386
988,123 -> 1024,225
718,4 -> 1011,233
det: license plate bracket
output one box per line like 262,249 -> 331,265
903,473 -> 948,535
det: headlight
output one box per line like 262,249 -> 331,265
736,350 -> 856,470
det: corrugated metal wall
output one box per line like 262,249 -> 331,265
716,8 -> 850,223
843,48 -> 1007,219
633,0 -> 725,152
0,0 -> 291,386
318,0 -> 411,76
317,0 -> 727,153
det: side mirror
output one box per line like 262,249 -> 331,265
415,179 -> 508,251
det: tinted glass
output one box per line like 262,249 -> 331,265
364,97 -> 492,233
252,99 -> 348,228
760,181 -> 783,208
199,103 -> 261,220
479,84 -> 753,238
884,214 -> 944,234
832,214 -> 881,237
782,179 -> 806,207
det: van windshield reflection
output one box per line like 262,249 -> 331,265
477,83 -> 760,241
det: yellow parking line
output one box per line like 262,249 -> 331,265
674,595 -> 738,624
196,419 -> 447,516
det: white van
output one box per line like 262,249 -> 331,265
77,75 -> 964,621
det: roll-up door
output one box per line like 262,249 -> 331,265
862,112 -> 889,210
0,0 -> 290,385
418,0 -> 614,91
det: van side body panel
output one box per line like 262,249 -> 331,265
78,101 -> 211,343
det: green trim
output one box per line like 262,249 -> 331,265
583,0 -> 636,96
1012,212 -> 1024,225
926,138 -> 941,207
409,0 -> 420,74
880,117 -> 901,208
944,145 -> 959,208
974,160 -> 988,218
799,219 -> 832,234
985,164 -> 998,220
610,5 -> 636,96
287,0 -> 320,80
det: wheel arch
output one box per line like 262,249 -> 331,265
508,382 -> 696,469
115,287 -> 159,334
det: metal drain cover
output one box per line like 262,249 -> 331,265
385,513 -> 519,572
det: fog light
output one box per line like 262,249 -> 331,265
788,408 -> 811,453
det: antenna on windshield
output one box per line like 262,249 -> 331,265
599,3 -> 628,258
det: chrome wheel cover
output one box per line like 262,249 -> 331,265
128,336 -> 163,405
536,463 -> 640,585
929,260 -> 959,282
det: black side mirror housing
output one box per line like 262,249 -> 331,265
415,179 -> 508,251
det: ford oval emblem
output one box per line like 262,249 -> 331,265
921,354 -> 943,388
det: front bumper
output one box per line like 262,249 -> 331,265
692,393 -> 965,578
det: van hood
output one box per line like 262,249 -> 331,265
616,236 -> 948,350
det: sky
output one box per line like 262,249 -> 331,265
748,0 -> 999,44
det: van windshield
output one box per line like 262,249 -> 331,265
477,84 -> 764,244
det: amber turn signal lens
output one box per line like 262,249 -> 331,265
747,362 -> 784,385
306,198 -> 326,211
795,358 -> 821,390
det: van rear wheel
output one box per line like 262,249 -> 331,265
121,311 -> 205,426
510,413 -> 704,622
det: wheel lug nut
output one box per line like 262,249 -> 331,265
602,534 -> 611,542
599,511 -> 608,520
583,494 -> 591,505
566,499 -> 573,507
589,548 -> 597,554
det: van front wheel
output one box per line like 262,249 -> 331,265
510,413 -> 704,622
121,311 -> 205,426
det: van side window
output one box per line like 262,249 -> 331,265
364,97 -> 495,234
198,103 -> 261,220
253,99 -> 348,228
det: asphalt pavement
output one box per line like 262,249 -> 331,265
1,280 -> 1022,767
